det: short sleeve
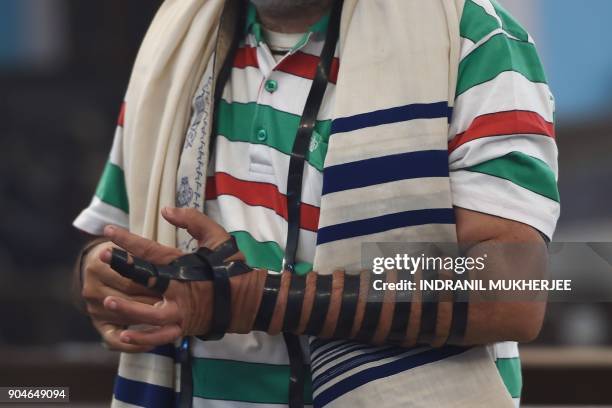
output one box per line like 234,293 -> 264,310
449,0 -> 559,239
73,102 -> 130,235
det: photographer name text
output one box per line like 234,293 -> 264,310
372,278 -> 572,292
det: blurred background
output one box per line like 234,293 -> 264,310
0,0 -> 610,406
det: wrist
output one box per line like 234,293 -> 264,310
228,267 -> 268,333
74,238 -> 110,306
79,239 -> 110,282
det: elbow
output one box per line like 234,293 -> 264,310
513,315 -> 544,343
497,302 -> 546,343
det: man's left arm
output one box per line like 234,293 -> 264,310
98,206 -> 547,350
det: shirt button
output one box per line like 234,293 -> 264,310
265,79 -> 278,93
256,128 -> 268,142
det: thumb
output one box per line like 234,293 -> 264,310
162,207 -> 229,245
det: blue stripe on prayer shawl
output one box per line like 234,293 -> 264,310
312,346 -> 470,407
330,102 -> 452,134
321,150 -> 449,195
311,343 -> 383,373
114,375 -> 175,408
316,208 -> 455,245
312,341 -> 381,365
312,346 -> 408,390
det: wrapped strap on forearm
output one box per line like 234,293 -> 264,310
109,239 -> 470,346
252,270 -> 470,347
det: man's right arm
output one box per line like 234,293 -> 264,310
72,100 -> 158,349
73,237 -> 109,310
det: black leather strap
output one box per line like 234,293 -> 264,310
110,249 -> 214,287
224,260 -> 255,277
178,337 -> 193,408
198,239 -> 247,340
333,274 -> 360,339
203,236 -> 241,264
447,271 -> 469,345
304,274 -> 332,336
253,273 -> 282,331
110,237 -> 250,340
386,270 -> 413,345
198,263 -> 231,341
111,237 -> 249,287
157,261 -> 211,282
417,269 -> 439,345
283,0 -> 343,273
283,274 -> 307,332
280,2 -> 343,406
151,276 -> 170,294
110,249 -> 153,287
283,332 -> 307,408
355,274 -> 384,343
161,252 -> 213,281
167,253 -> 250,280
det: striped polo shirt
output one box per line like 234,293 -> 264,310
186,7 -> 335,407
74,1 -> 558,407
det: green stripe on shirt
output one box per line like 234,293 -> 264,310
217,100 -> 331,172
467,151 -> 560,202
458,34 -> 547,95
192,358 -> 313,404
461,0 -> 530,43
496,357 -> 523,399
460,0 -> 500,43
490,0 -> 530,42
95,161 -> 129,213
232,230 -> 313,275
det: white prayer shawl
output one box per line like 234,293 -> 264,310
116,0 -> 515,406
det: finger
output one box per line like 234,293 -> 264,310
162,207 -> 229,244
86,288 -> 161,324
119,325 -> 182,347
104,225 -> 182,264
95,283 -> 161,306
104,296 -> 180,327
89,253 -> 161,297
100,249 -> 174,295
99,248 -> 112,264
84,242 -> 158,296
95,321 -> 153,353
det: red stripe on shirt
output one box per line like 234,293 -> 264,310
118,102 -> 126,127
276,52 -> 339,84
234,46 -> 259,69
449,110 -> 555,152
205,172 -> 320,232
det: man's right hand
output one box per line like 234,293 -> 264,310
80,233 -> 181,352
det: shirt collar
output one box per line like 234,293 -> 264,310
245,2 -> 330,47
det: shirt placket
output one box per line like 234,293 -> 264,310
249,32 -> 315,177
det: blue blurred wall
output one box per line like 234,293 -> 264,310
0,0 -> 23,65
532,0 -> 612,122
0,0 -> 66,70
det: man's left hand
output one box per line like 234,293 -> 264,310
100,207 -> 235,350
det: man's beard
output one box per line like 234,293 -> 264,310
249,0 -> 332,19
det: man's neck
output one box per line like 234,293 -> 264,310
253,1 -> 332,34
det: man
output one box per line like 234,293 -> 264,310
74,0 -> 559,407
